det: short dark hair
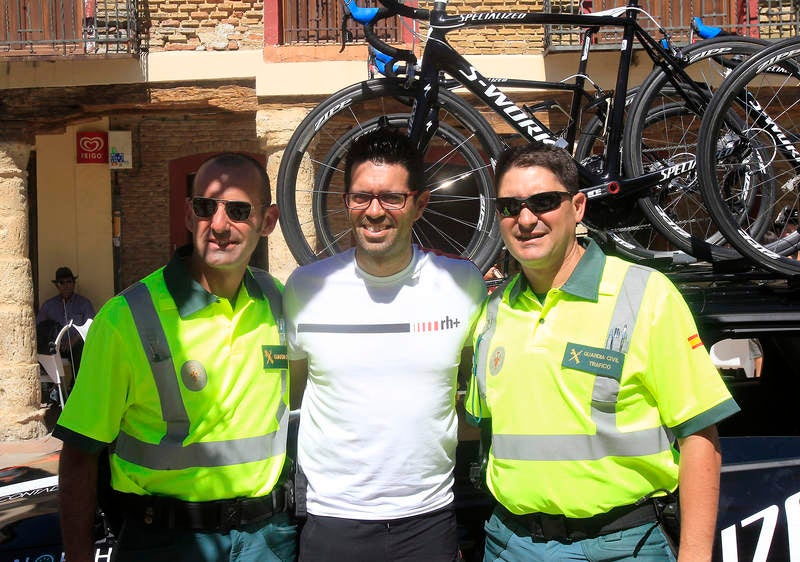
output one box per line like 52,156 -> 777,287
194,153 -> 271,204
494,144 -> 579,195
344,129 -> 425,193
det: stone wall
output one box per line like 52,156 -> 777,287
0,143 -> 45,440
145,0 -> 265,51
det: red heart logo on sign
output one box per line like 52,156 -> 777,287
79,137 -> 105,152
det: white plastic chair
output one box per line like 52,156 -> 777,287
710,338 -> 756,378
38,319 -> 93,407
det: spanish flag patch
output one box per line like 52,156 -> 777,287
688,333 -> 703,349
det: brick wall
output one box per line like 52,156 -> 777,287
430,0 -> 548,54
110,112 -> 261,285
146,0 -> 265,51
759,0 -> 799,39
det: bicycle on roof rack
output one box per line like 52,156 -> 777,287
698,35 -> 800,278
276,0 -> 774,273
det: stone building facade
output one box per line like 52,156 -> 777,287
0,0 -> 789,440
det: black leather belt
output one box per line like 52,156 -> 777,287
497,500 -> 659,542
113,487 -> 287,532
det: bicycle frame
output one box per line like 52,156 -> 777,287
389,0 -> 714,202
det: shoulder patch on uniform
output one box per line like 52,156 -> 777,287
489,346 -> 505,375
688,333 -> 704,349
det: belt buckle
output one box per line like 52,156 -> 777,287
219,500 -> 243,532
540,514 -> 569,542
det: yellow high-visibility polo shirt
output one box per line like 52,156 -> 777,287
55,248 -> 288,502
466,240 -> 739,517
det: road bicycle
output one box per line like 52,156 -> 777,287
698,36 -> 800,277
276,0 -> 770,272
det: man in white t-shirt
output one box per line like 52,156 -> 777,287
284,129 -> 486,562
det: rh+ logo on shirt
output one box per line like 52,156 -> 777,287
413,315 -> 461,333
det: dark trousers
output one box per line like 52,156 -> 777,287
112,512 -> 296,562
299,505 -> 460,562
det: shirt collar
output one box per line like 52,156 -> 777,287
508,237 -> 606,305
163,244 -> 265,318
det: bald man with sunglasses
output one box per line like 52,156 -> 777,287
465,144 -> 739,562
55,153 -> 296,562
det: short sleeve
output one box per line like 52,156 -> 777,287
53,297 -> 135,449
641,273 -> 739,437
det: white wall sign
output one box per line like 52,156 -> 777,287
108,130 -> 133,169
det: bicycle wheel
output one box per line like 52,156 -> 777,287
310,114 -> 497,267
277,78 -> 504,272
624,35 -> 770,261
576,101 -> 698,263
698,37 -> 800,276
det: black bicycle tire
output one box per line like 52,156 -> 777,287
576,103 -> 697,263
309,114 -> 498,269
623,35 -> 770,261
276,78 -> 504,271
697,37 -> 800,277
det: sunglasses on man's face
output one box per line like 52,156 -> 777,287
191,197 -> 256,222
495,191 -> 573,218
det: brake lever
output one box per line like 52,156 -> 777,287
340,13 -> 353,52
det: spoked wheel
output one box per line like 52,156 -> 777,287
698,37 -> 800,276
577,100 -> 701,263
622,35 -> 770,261
277,78 -> 504,272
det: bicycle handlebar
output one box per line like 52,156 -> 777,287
346,1 -> 737,78
691,17 -> 735,39
344,0 -> 428,25
370,0 -> 430,21
342,0 -> 423,66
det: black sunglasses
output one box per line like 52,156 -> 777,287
495,191 -> 573,217
192,197 -> 256,222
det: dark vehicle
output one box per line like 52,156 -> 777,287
680,270 -> 800,561
2,270 -> 799,561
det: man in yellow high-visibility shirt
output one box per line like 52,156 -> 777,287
466,144 -> 739,561
54,153 -> 295,562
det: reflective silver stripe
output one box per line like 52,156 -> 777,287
492,426 -> 672,461
251,268 -> 285,345
250,268 -> 290,449
123,282 -> 190,444
473,279 -> 509,401
273,367 -> 289,463
118,274 -> 287,470
604,265 -> 650,354
482,265 -> 674,462
115,429 -> 287,470
590,264 -> 650,428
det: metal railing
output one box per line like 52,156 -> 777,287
0,0 -> 138,56
282,0 -> 401,44
545,0 -> 799,49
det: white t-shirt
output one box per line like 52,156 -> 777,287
284,246 -> 486,519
